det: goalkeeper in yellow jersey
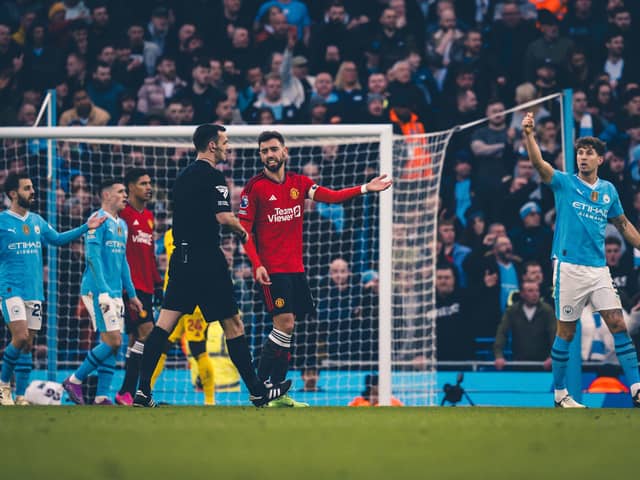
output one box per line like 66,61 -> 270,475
150,229 -> 239,405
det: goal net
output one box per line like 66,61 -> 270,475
0,121 -> 454,406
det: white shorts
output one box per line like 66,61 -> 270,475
553,261 -> 621,321
82,294 -> 125,333
1,297 -> 43,330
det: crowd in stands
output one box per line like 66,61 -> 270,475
2,0 -> 640,373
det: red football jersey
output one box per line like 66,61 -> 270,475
239,172 -> 314,273
120,204 -> 161,294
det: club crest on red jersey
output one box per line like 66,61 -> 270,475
290,188 -> 299,200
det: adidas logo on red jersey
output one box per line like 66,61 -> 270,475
269,195 -> 277,201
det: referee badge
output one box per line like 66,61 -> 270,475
290,188 -> 299,200
22,225 -> 30,235
275,297 -> 285,308
591,191 -> 599,202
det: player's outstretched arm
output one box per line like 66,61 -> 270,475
309,174 -> 392,203
611,214 -> 640,248
522,112 -> 554,184
40,212 -> 107,246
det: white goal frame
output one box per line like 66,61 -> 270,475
0,123 -> 396,405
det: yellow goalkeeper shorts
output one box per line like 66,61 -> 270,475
168,307 -> 207,344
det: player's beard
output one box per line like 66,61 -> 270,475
265,158 -> 284,173
17,193 -> 34,209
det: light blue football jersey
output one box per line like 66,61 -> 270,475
0,210 -> 88,300
549,170 -> 623,267
81,209 -> 136,298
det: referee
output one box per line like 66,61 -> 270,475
134,124 -> 290,407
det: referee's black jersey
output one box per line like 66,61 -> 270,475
171,159 -> 231,252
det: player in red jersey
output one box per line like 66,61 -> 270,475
239,131 -> 392,407
116,168 -> 161,405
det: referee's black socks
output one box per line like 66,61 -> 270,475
138,327 -> 169,396
226,335 -> 263,395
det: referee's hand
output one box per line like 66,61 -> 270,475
255,266 -> 272,286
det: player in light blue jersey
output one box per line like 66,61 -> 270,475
62,179 -> 142,405
0,172 -> 106,406
523,112 -> 640,408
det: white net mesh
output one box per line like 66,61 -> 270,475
0,126 -> 451,406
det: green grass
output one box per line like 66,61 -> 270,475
1,407 -> 637,480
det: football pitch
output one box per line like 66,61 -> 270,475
1,407 -> 637,480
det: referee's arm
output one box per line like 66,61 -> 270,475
216,212 -> 248,243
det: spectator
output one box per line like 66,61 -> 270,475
600,29 -> 636,93
435,263 -> 473,360
111,90 -> 146,126
23,21 -> 62,92
146,6 -> 171,54
335,61 -> 365,122
319,257 -> 366,362
509,83 -> 550,140
89,2 -> 116,51
136,55 -> 186,115
388,60 -> 431,125
87,62 -> 124,119
425,5 -> 463,86
64,51 -> 87,94
441,155 -> 476,227
523,9 -> 574,83
188,59 -> 223,124
536,116 -> 562,167
111,38 -> 145,91
371,8 -> 415,72
605,236 -> 638,311
509,201 -> 553,275
163,98 -> 184,125
561,0 -> 607,56
0,22 -> 24,73
59,87 -> 110,126
254,0 -> 311,45
502,157 -> 549,229
126,22 -> 161,76
437,218 -> 471,287
309,0 -> 357,68
470,99 -> 515,222
487,0 -> 539,96
280,35 -> 309,109
244,73 -> 298,123
493,281 -> 555,369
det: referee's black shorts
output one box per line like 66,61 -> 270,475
261,273 -> 315,317
163,249 -> 238,322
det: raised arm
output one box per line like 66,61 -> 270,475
521,112 -> 554,184
611,214 -> 640,248
309,174 -> 392,203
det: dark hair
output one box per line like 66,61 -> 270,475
258,130 -> 285,147
605,28 -> 624,43
523,259 -> 541,270
575,136 -> 606,156
193,123 -> 226,152
93,61 -> 110,73
124,168 -> 149,187
605,236 -> 622,247
436,263 -> 457,275
99,178 -> 122,194
3,172 -> 30,196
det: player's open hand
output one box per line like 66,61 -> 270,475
366,174 -> 393,193
87,212 -> 107,230
522,112 -> 535,136
129,297 -> 144,314
255,266 -> 272,286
